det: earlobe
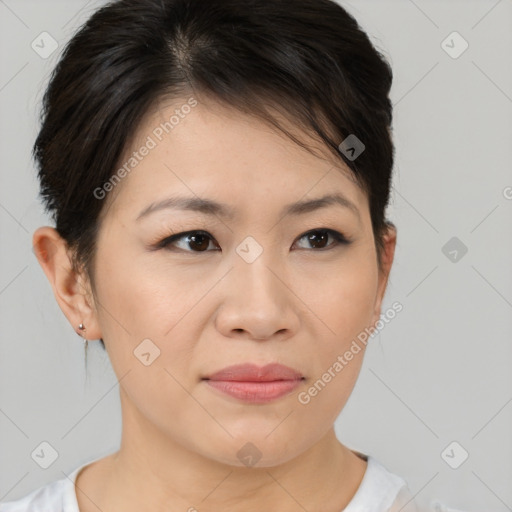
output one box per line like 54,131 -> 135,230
32,226 -> 102,340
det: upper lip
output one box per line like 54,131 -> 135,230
203,363 -> 304,382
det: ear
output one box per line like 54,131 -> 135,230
370,222 -> 397,328
32,226 -> 102,341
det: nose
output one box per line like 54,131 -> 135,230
215,254 -> 300,341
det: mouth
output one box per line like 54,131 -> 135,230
202,363 -> 305,403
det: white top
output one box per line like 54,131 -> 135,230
0,451 -> 419,512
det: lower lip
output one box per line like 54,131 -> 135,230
204,379 -> 302,403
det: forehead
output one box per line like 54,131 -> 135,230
101,97 -> 367,223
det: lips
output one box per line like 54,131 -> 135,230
204,363 -> 304,382
202,363 -> 304,403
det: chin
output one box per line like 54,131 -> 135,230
202,431 -> 308,469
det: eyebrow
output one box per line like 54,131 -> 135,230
136,193 -> 361,222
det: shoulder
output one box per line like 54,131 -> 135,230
348,453 -> 474,512
0,465 -> 83,512
0,453 -> 110,512
0,477 -> 67,512
365,456 -> 410,506
343,452 -> 414,512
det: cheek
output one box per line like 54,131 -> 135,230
299,250 -> 379,347
94,240 -> 196,338
295,252 -> 378,408
330,265 -> 377,337
92,250 -> 202,421
93,246 -> 212,395
295,259 -> 377,423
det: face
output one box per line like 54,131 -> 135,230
38,96 -> 396,468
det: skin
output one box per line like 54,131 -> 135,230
33,96 -> 396,512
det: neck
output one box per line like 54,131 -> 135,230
77,389 -> 367,512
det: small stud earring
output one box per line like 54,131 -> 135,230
78,323 -> 88,360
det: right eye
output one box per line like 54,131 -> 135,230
157,230 -> 220,253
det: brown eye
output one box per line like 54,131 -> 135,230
159,231 -> 219,252
294,229 -> 350,250
157,228 -> 350,253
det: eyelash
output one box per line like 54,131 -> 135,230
154,228 -> 352,253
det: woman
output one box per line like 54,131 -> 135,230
1,0 -> 431,510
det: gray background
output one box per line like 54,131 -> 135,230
0,1 -> 511,510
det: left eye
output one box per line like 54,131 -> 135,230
295,229 -> 350,250
156,229 -> 350,253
